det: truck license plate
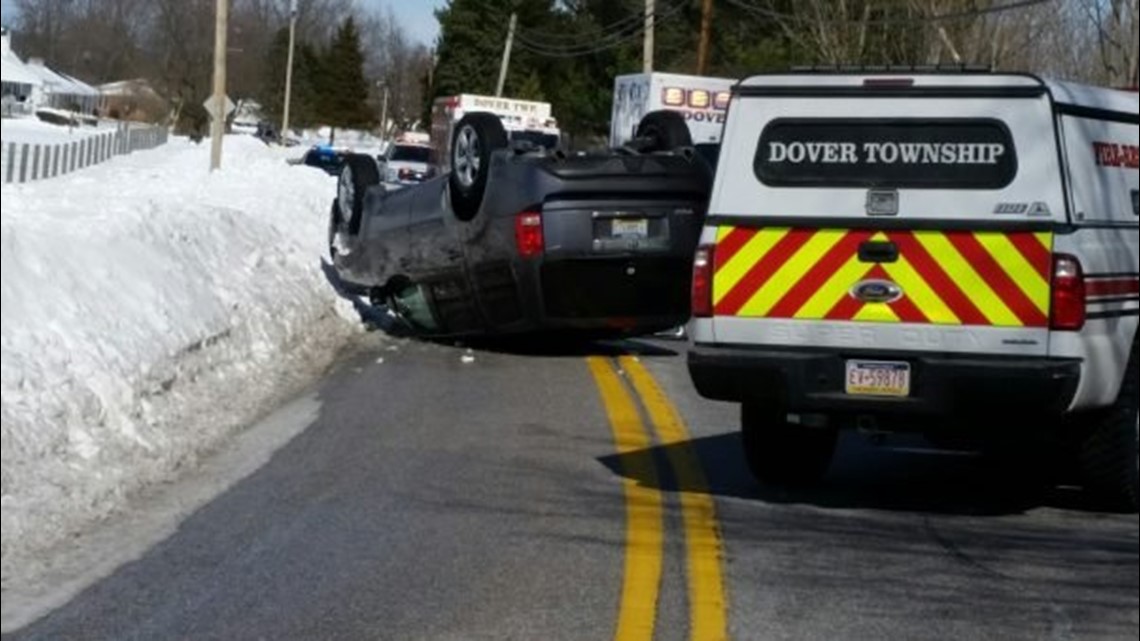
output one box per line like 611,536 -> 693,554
845,361 -> 911,397
611,218 -> 649,239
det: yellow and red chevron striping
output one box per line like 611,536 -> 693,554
713,227 -> 1054,328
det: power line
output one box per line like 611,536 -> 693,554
512,4 -> 659,44
724,0 -> 1053,26
514,0 -> 689,58
513,0 -> 687,51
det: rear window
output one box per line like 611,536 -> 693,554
754,119 -> 1018,190
510,130 -> 560,150
390,145 -> 432,163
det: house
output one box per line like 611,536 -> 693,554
2,28 -> 99,116
98,78 -> 169,123
1,27 -> 41,114
25,58 -> 99,114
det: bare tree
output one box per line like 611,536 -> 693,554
356,5 -> 433,131
0,0 -> 636,134
902,0 -> 1039,68
1077,0 -> 1139,85
12,0 -> 80,65
764,0 -> 879,65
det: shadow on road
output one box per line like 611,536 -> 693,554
600,431 -> 1123,517
461,335 -> 680,359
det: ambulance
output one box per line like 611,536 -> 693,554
687,70 -> 1139,509
610,72 -> 736,148
430,94 -> 561,171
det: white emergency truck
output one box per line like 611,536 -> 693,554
430,94 -> 561,172
610,72 -> 736,148
688,71 -> 1139,509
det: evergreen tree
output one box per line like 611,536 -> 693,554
260,28 -> 327,132
321,17 -> 375,139
259,28 -> 291,127
433,0 -> 555,98
427,0 -> 806,141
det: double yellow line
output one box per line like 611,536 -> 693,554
588,356 -> 728,641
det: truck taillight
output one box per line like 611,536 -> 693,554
515,211 -> 544,259
1051,254 -> 1086,332
692,245 -> 715,318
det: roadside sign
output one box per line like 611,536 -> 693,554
204,95 -> 236,122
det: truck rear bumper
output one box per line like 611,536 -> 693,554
689,344 -> 1081,420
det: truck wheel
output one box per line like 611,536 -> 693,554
1079,339 -> 1139,512
449,113 -> 508,222
337,154 -> 380,235
741,403 -> 837,487
636,110 -> 693,153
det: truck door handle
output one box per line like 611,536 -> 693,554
859,241 -> 900,264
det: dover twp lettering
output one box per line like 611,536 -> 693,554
766,141 -> 1008,166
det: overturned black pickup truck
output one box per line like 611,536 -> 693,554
328,111 -> 712,337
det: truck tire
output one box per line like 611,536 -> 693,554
449,113 -> 508,222
1079,338 -> 1139,512
337,154 -> 380,235
741,402 -> 838,487
636,110 -> 693,153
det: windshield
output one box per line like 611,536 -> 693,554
510,130 -> 560,150
389,145 -> 432,163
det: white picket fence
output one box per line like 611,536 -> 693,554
1,123 -> 169,185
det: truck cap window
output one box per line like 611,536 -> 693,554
754,119 -> 1018,189
390,145 -> 432,163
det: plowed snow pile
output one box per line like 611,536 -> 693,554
1,136 -> 360,584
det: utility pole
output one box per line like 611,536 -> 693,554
378,82 -> 390,141
281,0 -> 298,137
210,0 -> 229,171
697,0 -> 713,75
643,0 -> 655,74
496,12 -> 517,97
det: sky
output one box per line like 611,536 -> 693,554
0,0 -> 14,28
374,0 -> 447,47
1,0 -> 445,46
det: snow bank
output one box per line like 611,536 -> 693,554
1,117 -> 110,145
1,136 -> 362,585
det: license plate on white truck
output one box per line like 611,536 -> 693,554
845,361 -> 911,397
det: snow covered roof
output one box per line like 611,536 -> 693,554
99,78 -> 160,99
25,59 -> 89,96
1,55 -> 41,87
58,71 -> 99,97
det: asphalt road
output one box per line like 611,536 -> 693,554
9,333 -> 1139,641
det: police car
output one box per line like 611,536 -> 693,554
687,70 -> 1139,509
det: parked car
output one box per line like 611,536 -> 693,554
328,110 -> 713,338
379,142 -> 435,186
296,145 -> 347,176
